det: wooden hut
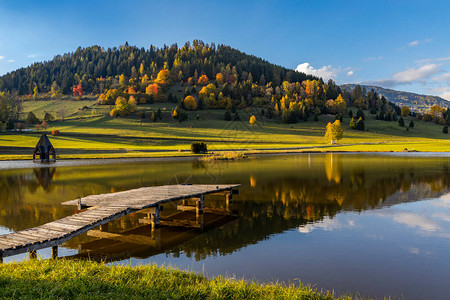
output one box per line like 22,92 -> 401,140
33,133 -> 56,162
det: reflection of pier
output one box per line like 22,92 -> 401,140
65,206 -> 238,261
0,184 -> 239,262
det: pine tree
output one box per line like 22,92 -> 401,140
356,117 -> 365,131
356,109 -> 365,120
409,120 -> 414,128
398,116 -> 405,127
443,126 -> 448,134
224,110 -> 231,121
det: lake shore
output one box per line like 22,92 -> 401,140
0,259 -> 348,299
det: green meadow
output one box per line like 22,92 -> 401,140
0,99 -> 448,160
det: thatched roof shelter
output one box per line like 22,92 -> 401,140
33,134 -> 56,162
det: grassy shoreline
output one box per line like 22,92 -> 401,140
0,259 -> 349,299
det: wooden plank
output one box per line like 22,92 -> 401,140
53,219 -> 92,227
0,239 -> 18,248
40,223 -> 78,233
12,231 -> 50,242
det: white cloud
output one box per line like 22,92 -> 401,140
408,40 -> 420,47
27,54 -> 37,58
439,91 -> 450,100
416,56 -> 450,64
7,59 -> 14,63
298,216 -> 355,234
346,71 -> 354,76
393,64 -> 442,83
367,63 -> 443,88
295,62 -> 338,81
432,72 -> 450,82
0,56 -> 4,60
392,212 -> 440,232
364,56 -> 383,62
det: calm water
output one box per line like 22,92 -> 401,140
0,153 -> 449,299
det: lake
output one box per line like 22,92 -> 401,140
0,153 -> 449,299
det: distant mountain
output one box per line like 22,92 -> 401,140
341,84 -> 449,111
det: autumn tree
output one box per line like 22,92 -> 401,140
349,117 -> 356,129
33,86 -> 39,100
325,120 -> 343,144
146,83 -> 161,101
197,74 -> 209,85
335,94 -> 347,116
110,96 -> 136,117
401,106 -> 411,117
216,73 -> 224,85
155,69 -> 172,85
119,74 -> 127,87
249,115 -> 257,125
183,95 -> 197,110
72,83 -> 84,97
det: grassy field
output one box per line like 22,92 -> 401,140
0,259 -> 349,299
0,99 -> 448,160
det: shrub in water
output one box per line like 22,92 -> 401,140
191,141 -> 207,154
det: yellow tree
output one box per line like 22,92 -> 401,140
183,95 -> 197,111
216,73 -> 224,85
401,105 -> 411,117
119,74 -> 127,87
335,94 -> 347,115
325,120 -> 343,144
155,69 -> 171,85
249,115 -> 257,125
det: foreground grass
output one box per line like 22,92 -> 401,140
0,259 -> 348,299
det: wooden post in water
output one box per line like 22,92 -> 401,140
150,205 -> 161,232
196,196 -> 204,217
0,250 -> 3,263
77,198 -> 83,210
226,190 -> 233,212
99,223 -> 108,232
29,250 -> 37,260
51,246 -> 58,259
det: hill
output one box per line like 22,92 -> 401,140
341,84 -> 449,111
0,41 -> 315,96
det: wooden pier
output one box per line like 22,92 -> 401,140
0,184 -> 239,262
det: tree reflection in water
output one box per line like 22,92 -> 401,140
0,154 -> 448,260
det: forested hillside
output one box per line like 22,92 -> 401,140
0,41 -> 314,96
341,84 -> 449,111
0,41 -> 449,131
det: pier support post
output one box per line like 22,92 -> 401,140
150,205 -> 161,232
99,223 -> 108,232
196,196 -> 204,217
51,246 -> 58,259
226,190 -> 233,212
77,198 -> 83,210
29,250 -> 37,260
0,251 -> 3,263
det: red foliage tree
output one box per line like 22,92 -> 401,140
72,83 -> 84,96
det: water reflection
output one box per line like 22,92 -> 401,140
0,154 -> 449,299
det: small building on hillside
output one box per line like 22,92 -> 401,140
33,133 -> 56,162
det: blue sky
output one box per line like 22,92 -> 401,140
1,0 -> 450,100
